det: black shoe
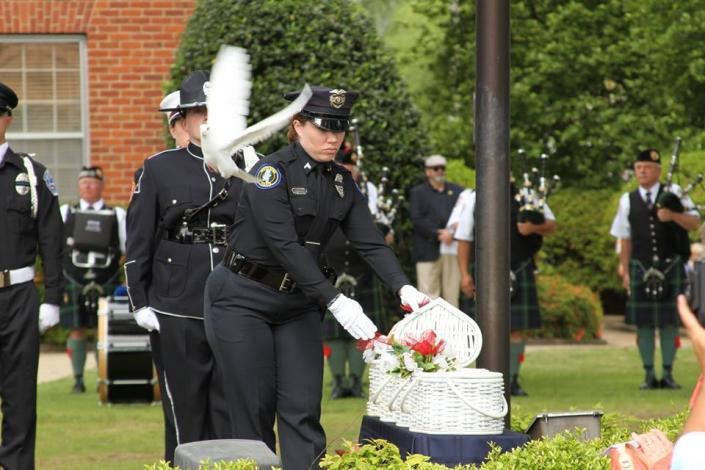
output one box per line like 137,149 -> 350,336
330,376 -> 346,400
71,382 -> 86,394
659,375 -> 682,390
510,375 -> 528,397
349,375 -> 364,398
639,374 -> 659,390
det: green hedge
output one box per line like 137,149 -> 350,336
528,273 -> 604,342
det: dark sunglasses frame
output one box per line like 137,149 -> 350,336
427,165 -> 446,171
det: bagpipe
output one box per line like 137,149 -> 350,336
347,119 -> 403,235
656,136 -> 704,213
515,149 -> 560,225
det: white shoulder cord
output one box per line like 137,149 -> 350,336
21,155 -> 38,219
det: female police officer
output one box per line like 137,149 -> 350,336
204,86 -> 429,469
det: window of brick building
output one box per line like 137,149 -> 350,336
0,36 -> 88,202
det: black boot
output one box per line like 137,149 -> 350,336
349,375 -> 364,398
510,375 -> 528,397
659,366 -> 681,389
639,368 -> 659,390
71,376 -> 86,394
330,375 -> 346,399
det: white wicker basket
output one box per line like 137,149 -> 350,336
389,298 -> 482,367
365,298 -> 507,434
399,368 -> 507,435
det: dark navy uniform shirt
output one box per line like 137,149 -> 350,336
0,147 -> 64,304
229,142 -> 409,307
408,180 -> 464,263
125,143 -> 241,318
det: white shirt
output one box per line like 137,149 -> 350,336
609,183 -> 699,239
60,198 -> 127,254
0,142 -> 8,165
441,188 -> 474,255
671,431 -> 705,470
455,191 -> 555,242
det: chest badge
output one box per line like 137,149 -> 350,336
335,173 -> 343,184
15,173 -> 30,196
335,184 -> 344,198
255,165 -> 282,190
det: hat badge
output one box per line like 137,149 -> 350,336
203,81 -> 210,97
329,89 -> 347,109
650,150 -> 659,161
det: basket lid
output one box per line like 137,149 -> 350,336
389,298 -> 482,367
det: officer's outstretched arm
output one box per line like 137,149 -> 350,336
36,166 -> 64,306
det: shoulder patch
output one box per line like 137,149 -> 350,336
255,164 -> 282,190
43,169 -> 59,196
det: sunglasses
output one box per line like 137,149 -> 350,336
428,166 -> 446,171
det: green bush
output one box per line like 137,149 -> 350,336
525,273 -> 603,342
172,0 -> 429,276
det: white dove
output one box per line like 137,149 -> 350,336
200,45 -> 312,182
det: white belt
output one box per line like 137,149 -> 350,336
0,266 -> 35,288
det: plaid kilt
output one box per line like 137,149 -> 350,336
626,257 -> 685,327
323,274 -> 387,340
463,260 -> 541,331
60,279 -> 118,329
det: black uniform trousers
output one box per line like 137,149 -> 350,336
149,330 -> 177,463
204,265 -> 326,470
152,313 -> 230,455
0,282 -> 40,470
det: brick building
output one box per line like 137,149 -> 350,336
0,0 -> 197,204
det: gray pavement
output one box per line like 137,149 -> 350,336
38,349 -> 95,384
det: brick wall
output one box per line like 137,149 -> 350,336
0,0 -> 197,205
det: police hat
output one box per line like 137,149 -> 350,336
0,82 -> 19,114
159,70 -> 210,112
159,91 -> 183,125
78,166 -> 104,181
284,86 -> 358,132
636,148 -> 661,165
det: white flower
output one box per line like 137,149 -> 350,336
432,355 -> 449,370
402,352 -> 419,372
362,349 -> 377,364
380,353 -> 400,372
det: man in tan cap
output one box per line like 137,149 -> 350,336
408,155 -> 464,307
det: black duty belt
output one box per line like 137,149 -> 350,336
165,224 -> 228,246
222,247 -> 297,293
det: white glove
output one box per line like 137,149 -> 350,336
399,285 -> 431,313
134,307 -> 161,332
38,303 -> 60,333
328,294 -> 377,340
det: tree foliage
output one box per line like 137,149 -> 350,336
172,0 -> 430,272
411,0 -> 705,187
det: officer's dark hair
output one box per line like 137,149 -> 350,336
287,113 -> 306,143
0,109 -> 11,117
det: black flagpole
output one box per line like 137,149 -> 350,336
475,0 -> 511,425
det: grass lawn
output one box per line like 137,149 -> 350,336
34,344 -> 697,469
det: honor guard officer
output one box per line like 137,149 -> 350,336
204,86 -> 430,470
60,166 -> 126,394
455,181 -> 556,396
0,82 -> 64,469
611,148 -> 700,390
125,70 -> 235,462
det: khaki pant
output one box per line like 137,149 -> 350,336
416,254 -> 460,307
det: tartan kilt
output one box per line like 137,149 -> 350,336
60,279 -> 118,329
462,260 -> 541,331
323,274 -> 387,340
626,257 -> 685,327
